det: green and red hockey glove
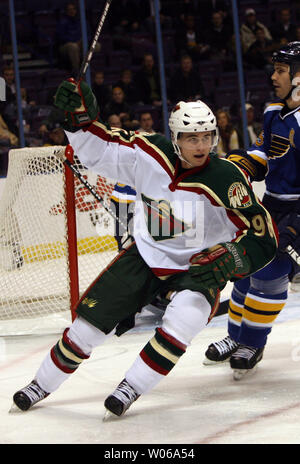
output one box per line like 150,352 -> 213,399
188,242 -> 251,288
54,78 -> 99,131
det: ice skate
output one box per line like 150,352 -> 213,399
11,380 -> 49,412
230,345 -> 264,380
104,378 -> 139,417
203,335 -> 238,365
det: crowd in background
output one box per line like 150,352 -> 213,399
0,0 -> 300,171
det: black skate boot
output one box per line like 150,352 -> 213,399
12,380 -> 49,411
203,335 -> 238,365
230,345 -> 265,380
104,379 -> 140,417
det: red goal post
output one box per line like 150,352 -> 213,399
0,145 -> 118,335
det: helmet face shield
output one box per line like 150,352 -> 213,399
169,101 -> 218,157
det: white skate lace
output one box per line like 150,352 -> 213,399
21,382 -> 46,403
112,380 -> 138,405
214,336 -> 237,355
232,345 -> 257,360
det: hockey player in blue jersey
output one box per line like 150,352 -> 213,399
110,182 -> 136,251
204,41 -> 300,379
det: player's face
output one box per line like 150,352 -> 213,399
271,63 -> 292,99
177,132 -> 212,168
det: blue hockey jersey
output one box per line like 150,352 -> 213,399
247,102 -> 300,198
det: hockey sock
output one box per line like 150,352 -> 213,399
238,280 -> 288,348
35,328 -> 90,393
35,316 -> 114,393
126,328 -> 187,394
236,256 -> 291,348
228,278 -> 250,342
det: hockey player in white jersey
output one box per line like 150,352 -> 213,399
12,79 -> 277,417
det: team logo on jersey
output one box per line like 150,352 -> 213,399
269,134 -> 290,158
255,131 -> 264,147
228,182 -> 252,208
141,193 -> 191,241
82,297 -> 98,308
289,129 -> 296,148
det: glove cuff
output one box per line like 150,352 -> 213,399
223,242 -> 251,276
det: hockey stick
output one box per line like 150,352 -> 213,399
57,1 -> 132,246
77,0 -> 113,81
55,146 -> 130,234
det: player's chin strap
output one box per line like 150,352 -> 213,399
178,152 -> 194,167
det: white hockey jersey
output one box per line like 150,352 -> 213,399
66,121 -> 277,277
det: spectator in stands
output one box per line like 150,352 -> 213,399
43,127 -> 68,147
237,103 -> 262,148
107,114 -> 122,129
109,0 -> 150,35
56,2 -> 82,76
103,86 -> 139,130
114,69 -> 139,105
178,0 -> 229,25
245,27 -> 277,74
2,65 -> 16,104
270,8 -> 297,45
4,87 -> 36,135
240,8 -> 272,54
168,54 -> 205,103
136,111 -> 156,134
0,113 -> 18,146
133,53 -> 162,106
38,107 -> 66,137
1,66 -> 34,138
92,71 -> 111,109
216,108 -> 239,157
175,14 -> 210,61
205,10 -> 233,59
144,5 -> 173,38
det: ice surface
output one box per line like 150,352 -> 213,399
1,287 -> 300,444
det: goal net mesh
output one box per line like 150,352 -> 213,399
0,146 -> 119,335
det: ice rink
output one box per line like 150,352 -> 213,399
1,288 -> 300,445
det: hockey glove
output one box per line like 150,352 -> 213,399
188,242 -> 251,289
54,78 -> 99,131
278,212 -> 300,255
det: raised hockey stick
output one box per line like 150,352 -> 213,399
77,0 -> 113,81
55,146 -> 130,234
57,1 -> 132,245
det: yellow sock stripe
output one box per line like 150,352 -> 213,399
149,337 -> 180,365
244,296 -> 286,311
58,339 -> 85,364
228,300 -> 243,323
243,308 -> 283,324
229,300 -> 243,314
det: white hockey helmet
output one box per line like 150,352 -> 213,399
169,100 -> 218,157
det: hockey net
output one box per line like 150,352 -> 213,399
0,146 -> 119,335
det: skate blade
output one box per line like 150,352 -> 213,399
9,403 -> 23,413
233,366 -> 258,381
102,409 -> 121,422
203,356 -> 230,366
